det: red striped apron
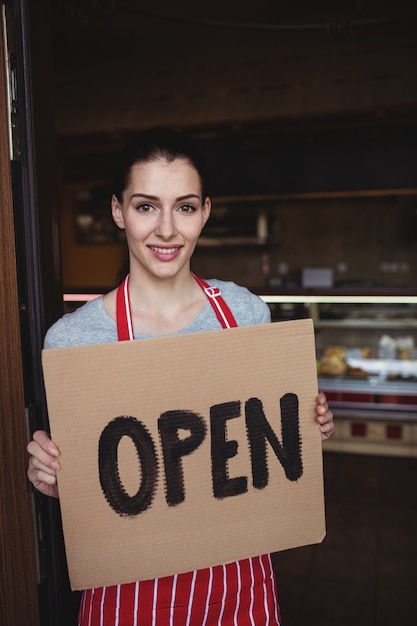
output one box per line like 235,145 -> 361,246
78,274 -> 281,626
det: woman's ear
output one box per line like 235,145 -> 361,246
202,197 -> 211,227
111,195 -> 125,229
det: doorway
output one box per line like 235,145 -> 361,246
1,1 -> 79,623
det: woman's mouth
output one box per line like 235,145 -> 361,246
148,245 -> 182,260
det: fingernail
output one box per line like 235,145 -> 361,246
49,443 -> 58,456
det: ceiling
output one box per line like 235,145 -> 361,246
47,0 -> 417,145
51,0 -> 417,31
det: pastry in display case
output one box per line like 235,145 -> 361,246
314,301 -> 417,381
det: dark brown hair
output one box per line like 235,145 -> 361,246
112,127 -> 210,202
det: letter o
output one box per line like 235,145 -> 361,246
98,416 -> 158,516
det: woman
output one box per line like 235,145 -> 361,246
28,127 -> 335,625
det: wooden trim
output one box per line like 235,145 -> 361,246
0,11 -> 40,626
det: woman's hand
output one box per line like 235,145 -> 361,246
316,391 -> 335,441
27,430 -> 60,498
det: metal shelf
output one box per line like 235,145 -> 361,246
315,319 -> 417,329
260,294 -> 417,305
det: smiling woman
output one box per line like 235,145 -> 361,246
110,158 -> 211,296
27,126 -> 334,626
107,129 -> 212,336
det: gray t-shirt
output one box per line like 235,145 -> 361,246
44,279 -> 271,348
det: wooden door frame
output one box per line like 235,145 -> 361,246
0,3 -> 39,623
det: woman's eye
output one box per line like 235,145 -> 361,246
135,203 -> 153,212
178,204 -> 197,213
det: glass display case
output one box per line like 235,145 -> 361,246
261,292 -> 417,457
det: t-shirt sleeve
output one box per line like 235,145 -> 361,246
43,316 -> 72,349
43,297 -> 116,348
250,294 -> 271,324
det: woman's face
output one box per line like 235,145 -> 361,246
112,157 -> 211,282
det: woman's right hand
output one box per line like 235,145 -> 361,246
27,430 -> 60,499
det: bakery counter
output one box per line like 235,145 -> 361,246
317,374 -> 417,458
317,376 -> 417,421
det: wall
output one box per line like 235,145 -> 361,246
194,194 -> 417,290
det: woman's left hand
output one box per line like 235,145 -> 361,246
316,391 -> 335,441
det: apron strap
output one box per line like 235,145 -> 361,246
116,274 -> 134,341
191,273 -> 238,329
116,273 -> 238,341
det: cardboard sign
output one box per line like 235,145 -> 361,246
42,319 -> 326,591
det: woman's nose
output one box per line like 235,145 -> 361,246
155,210 -> 176,238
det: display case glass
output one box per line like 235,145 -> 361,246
261,292 -> 417,456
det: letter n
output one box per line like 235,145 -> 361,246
245,393 -> 302,488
